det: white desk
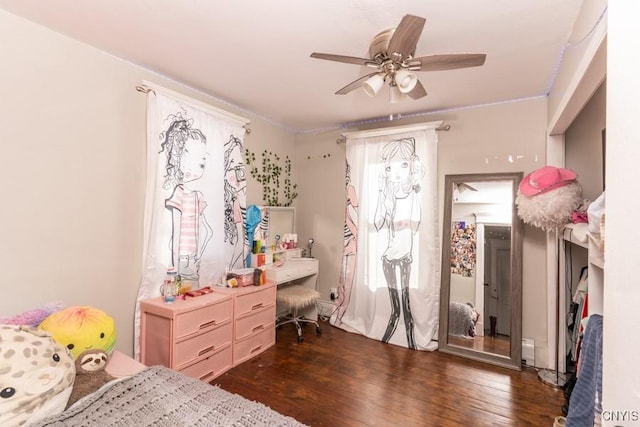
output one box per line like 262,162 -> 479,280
265,258 -> 319,320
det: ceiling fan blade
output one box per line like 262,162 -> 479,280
387,14 -> 426,58
407,80 -> 427,99
310,52 -> 373,66
335,72 -> 380,95
408,53 -> 487,71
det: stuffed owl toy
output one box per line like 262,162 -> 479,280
0,325 -> 76,426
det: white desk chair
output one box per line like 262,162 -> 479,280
276,285 -> 321,342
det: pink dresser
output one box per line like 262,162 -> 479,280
140,282 -> 276,383
140,291 -> 234,383
212,281 -> 276,367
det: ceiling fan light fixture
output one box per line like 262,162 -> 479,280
394,69 -> 417,93
362,73 -> 385,97
311,14 -> 486,101
389,84 -> 405,104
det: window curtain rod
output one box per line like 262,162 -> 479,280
135,80 -> 251,133
336,121 -> 449,143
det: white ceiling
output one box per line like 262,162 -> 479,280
0,0 -> 585,133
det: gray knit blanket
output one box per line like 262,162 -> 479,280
32,366 -> 307,427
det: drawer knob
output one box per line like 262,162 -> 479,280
251,302 -> 264,311
252,324 -> 265,333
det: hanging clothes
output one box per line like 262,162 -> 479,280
566,314 -> 603,427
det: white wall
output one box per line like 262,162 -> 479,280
565,82 -> 606,202
0,10 -> 294,357
604,2 -> 640,421
243,121 -> 298,206
295,97 -> 553,367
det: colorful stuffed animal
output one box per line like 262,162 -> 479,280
65,349 -> 115,409
38,306 -> 118,410
0,303 -> 63,328
39,306 -> 117,359
0,325 -> 76,426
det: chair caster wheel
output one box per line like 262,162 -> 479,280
316,326 -> 322,335
297,336 -> 304,343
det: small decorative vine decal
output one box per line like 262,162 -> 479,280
244,148 -> 298,207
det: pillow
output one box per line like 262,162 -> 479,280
449,301 -> 479,338
38,307 -> 119,412
39,306 -> 117,359
0,325 -> 76,426
0,302 -> 63,327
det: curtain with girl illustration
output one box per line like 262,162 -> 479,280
134,88 -> 249,357
331,123 -> 440,350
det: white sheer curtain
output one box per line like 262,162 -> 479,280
331,123 -> 440,350
134,87 -> 249,358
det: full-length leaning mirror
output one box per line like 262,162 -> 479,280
438,172 -> 523,370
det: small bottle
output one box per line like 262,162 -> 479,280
162,267 -> 178,303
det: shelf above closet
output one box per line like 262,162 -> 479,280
561,223 -> 589,249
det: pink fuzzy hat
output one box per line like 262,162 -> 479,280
519,166 -> 577,197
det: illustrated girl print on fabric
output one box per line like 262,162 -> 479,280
223,135 -> 247,270
374,137 -> 425,349
159,111 -> 213,287
335,160 -> 359,324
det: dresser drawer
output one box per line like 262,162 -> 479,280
174,298 -> 232,339
233,327 -> 275,366
266,259 -> 319,284
235,305 -> 276,341
174,322 -> 232,368
180,344 -> 232,383
235,286 -> 275,318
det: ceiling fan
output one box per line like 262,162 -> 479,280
310,14 -> 486,102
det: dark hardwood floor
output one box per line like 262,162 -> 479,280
213,320 -> 564,426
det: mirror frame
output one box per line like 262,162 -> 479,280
264,206 -> 296,249
438,172 -> 523,370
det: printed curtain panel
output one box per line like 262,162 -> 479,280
331,123 -> 440,350
134,90 -> 248,357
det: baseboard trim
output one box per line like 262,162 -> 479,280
317,299 -> 333,319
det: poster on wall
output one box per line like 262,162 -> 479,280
450,221 -> 476,277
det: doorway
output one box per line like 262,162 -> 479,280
483,226 -> 511,337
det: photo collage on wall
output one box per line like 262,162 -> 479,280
450,221 -> 476,277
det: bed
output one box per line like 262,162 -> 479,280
448,301 -> 479,339
1,307 -> 307,427
31,351 -> 306,427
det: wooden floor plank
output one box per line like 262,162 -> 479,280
213,320 -> 564,426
